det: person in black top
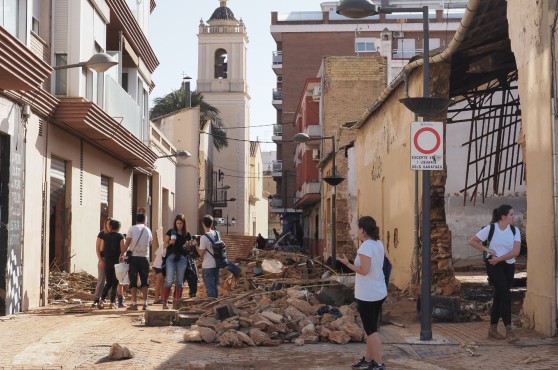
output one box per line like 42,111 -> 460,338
98,219 -> 125,309
162,214 -> 192,309
92,217 -> 112,307
256,233 -> 266,250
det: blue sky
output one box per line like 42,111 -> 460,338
149,1 -> 322,152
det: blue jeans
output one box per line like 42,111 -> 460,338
202,268 -> 219,298
164,254 -> 187,288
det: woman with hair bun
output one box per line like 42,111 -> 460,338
468,204 -> 521,342
338,216 -> 387,370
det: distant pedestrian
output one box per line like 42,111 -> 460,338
151,242 -> 165,304
256,233 -> 266,249
196,215 -> 220,298
468,204 -> 520,342
124,213 -> 152,311
273,228 -> 281,241
337,216 -> 387,370
162,214 -> 192,309
92,217 -> 112,308
98,220 -> 125,309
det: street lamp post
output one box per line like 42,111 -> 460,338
337,0 -> 450,341
293,133 -> 345,269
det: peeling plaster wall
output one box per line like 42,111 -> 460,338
355,63 -> 453,290
508,0 -> 557,336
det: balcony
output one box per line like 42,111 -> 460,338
272,124 -> 282,142
392,48 -> 423,60
0,26 -> 52,91
104,75 -> 143,141
272,51 -> 282,75
272,88 -> 283,108
295,181 -> 321,209
272,160 -> 282,177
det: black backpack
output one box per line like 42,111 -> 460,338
482,223 -> 516,261
203,231 -> 228,269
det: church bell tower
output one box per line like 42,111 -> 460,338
198,0 -> 251,235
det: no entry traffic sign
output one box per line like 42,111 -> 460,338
410,121 -> 444,170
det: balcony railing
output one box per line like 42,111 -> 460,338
272,160 -> 282,177
273,124 -> 282,136
104,75 -> 143,140
273,124 -> 283,140
392,48 -> 423,59
272,51 -> 283,65
272,88 -> 283,101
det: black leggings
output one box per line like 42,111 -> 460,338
184,257 -> 198,297
357,298 -> 386,336
101,259 -> 119,303
486,262 -> 515,326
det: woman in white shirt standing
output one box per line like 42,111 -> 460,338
468,204 -> 521,342
338,216 -> 387,370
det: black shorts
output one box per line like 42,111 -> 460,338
153,267 -> 163,274
128,256 -> 150,288
357,297 -> 386,336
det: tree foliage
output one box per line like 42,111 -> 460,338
150,88 -> 228,151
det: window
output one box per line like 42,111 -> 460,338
54,54 -> 68,96
31,0 -> 39,34
100,176 -> 110,230
214,48 -> 228,79
355,37 -> 376,53
122,72 -> 129,92
0,0 -> 20,38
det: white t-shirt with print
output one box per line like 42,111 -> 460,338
476,224 -> 520,264
126,224 -> 152,258
200,230 -> 218,269
354,239 -> 387,302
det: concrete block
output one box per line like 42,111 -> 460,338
144,309 -> 178,326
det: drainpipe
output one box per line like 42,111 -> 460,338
550,9 -> 558,334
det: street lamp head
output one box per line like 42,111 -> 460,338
323,175 -> 345,187
231,217 -> 236,225
157,149 -> 192,159
336,0 -> 378,18
84,53 -> 119,72
399,97 -> 452,117
53,53 -> 118,73
292,133 -> 312,143
175,149 -> 192,159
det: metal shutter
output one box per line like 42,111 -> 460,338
100,176 -> 109,204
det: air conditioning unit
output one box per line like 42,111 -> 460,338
312,149 -> 320,160
277,75 -> 283,83
393,31 -> 404,38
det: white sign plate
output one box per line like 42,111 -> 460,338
410,121 -> 444,170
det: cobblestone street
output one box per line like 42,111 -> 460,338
1,307 -> 557,369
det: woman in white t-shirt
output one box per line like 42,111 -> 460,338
338,216 -> 387,370
468,204 -> 521,343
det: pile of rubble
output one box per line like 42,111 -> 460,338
182,287 -> 365,347
49,271 -> 97,304
162,250 -> 364,347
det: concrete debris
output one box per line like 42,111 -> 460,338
108,343 -> 134,360
48,271 -> 97,303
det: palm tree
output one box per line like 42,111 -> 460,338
150,88 -> 228,151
